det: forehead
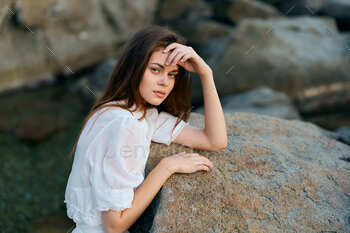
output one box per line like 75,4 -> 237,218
148,49 -> 179,69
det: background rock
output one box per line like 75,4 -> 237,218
334,126 -> 350,146
195,86 -> 301,120
172,19 -> 231,45
157,0 -> 201,21
207,16 -> 350,99
0,0 -> 158,94
213,0 -> 281,24
73,59 -> 116,105
260,0 -> 350,31
0,0 -> 13,26
318,0 -> 350,31
1,0 -> 350,231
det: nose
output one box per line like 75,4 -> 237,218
157,74 -> 170,86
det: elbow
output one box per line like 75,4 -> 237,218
216,143 -> 227,151
102,210 -> 126,233
103,223 -> 123,233
104,226 -> 122,233
104,223 -> 127,233
210,140 -> 227,152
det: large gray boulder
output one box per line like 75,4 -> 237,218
260,0 -> 350,30
208,16 -> 350,98
157,0 -> 201,21
0,0 -> 13,26
319,0 -> 350,31
213,0 -> 281,24
0,0 -> 158,94
172,19 -> 232,45
140,112 -> 350,232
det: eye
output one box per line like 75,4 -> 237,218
151,67 -> 159,73
169,73 -> 178,78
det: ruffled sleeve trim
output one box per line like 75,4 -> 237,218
64,186 -> 135,226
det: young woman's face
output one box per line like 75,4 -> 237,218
139,48 -> 179,106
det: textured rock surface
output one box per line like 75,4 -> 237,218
195,87 -> 301,120
209,16 -> 350,97
213,0 -> 280,23
157,0 -> 201,20
143,112 -> 350,232
0,0 -> 13,26
172,19 -> 231,45
0,0 -> 157,94
335,126 -> 350,146
73,59 -> 116,104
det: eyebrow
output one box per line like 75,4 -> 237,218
151,63 -> 179,72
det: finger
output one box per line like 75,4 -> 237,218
180,53 -> 191,63
165,48 -> 182,65
187,153 -> 200,157
171,52 -> 186,66
193,158 -> 213,168
199,157 -> 214,168
177,151 -> 186,156
198,164 -> 210,171
162,42 -> 180,53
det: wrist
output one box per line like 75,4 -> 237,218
158,158 -> 175,177
198,64 -> 212,77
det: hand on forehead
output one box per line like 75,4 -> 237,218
149,49 -> 179,71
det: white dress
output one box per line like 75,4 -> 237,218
64,100 -> 189,233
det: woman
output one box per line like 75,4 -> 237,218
64,24 -> 227,233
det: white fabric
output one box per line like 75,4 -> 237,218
64,100 -> 188,232
152,111 -> 189,146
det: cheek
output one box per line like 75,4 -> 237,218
140,74 -> 154,91
170,79 -> 176,89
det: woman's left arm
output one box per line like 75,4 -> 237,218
197,65 -> 227,150
162,43 -> 227,151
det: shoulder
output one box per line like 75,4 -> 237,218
92,104 -> 140,123
86,107 -> 144,136
101,109 -> 142,129
155,111 -> 179,124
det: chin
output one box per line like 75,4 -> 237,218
152,99 -> 163,105
145,98 -> 163,106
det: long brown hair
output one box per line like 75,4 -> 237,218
69,25 -> 192,161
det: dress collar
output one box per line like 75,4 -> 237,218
107,100 -> 158,119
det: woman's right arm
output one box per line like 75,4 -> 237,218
101,158 -> 172,233
101,152 -> 213,233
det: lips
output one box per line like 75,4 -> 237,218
153,91 -> 166,98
